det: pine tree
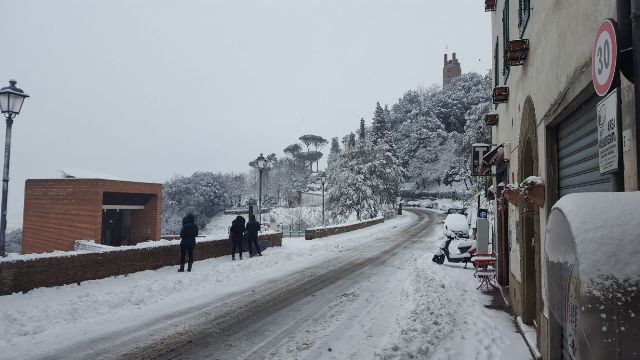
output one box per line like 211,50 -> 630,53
371,102 -> 387,146
348,132 -> 356,148
358,118 -> 366,144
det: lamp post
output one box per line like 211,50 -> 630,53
319,172 -> 326,226
256,153 -> 266,223
0,80 -> 29,257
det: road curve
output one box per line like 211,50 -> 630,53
122,209 -> 437,360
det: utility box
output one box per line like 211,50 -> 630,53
545,193 -> 640,360
476,218 -> 489,253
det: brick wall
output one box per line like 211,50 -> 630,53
22,180 -> 103,253
0,232 -> 282,296
22,179 -> 162,254
304,218 -> 384,240
130,194 -> 160,243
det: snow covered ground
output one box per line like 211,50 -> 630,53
204,206 -> 343,237
0,210 -> 530,359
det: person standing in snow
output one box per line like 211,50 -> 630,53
245,214 -> 262,257
179,213 -> 199,272
229,215 -> 246,260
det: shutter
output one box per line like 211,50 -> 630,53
557,95 -> 615,197
560,327 -> 574,360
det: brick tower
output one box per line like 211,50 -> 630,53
443,52 -> 462,88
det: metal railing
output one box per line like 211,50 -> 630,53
279,224 -> 307,238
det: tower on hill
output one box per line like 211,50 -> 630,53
443,52 -> 462,88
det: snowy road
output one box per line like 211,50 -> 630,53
1,209 -> 531,359
129,210 -> 436,360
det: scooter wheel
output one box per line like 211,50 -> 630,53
432,255 -> 445,265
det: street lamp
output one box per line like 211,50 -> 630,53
0,80 -> 29,257
256,153 -> 266,223
319,172 -> 326,226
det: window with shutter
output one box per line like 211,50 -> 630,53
494,38 -> 500,87
518,0 -> 530,36
502,0 -> 510,81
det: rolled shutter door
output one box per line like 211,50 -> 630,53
557,94 -> 615,197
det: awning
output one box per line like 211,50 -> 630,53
478,144 -> 505,175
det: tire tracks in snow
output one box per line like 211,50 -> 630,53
119,209 -> 435,360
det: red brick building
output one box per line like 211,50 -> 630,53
21,179 -> 162,254
443,52 -> 462,88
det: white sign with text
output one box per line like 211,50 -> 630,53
597,89 -> 619,174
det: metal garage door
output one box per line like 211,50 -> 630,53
557,94 -> 616,197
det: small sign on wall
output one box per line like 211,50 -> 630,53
597,89 -> 619,174
471,143 -> 491,176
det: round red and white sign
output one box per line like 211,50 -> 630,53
592,19 -> 618,96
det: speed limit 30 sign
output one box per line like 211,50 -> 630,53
592,19 -> 618,96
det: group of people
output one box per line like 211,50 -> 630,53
229,214 -> 263,260
177,213 -> 263,272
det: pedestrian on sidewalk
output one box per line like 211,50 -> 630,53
179,213 -> 199,272
229,215 -> 246,260
245,214 -> 262,257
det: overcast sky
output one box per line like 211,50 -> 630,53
1,0 -> 490,225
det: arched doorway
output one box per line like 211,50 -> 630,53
518,97 -> 541,326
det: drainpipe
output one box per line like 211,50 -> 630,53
619,0 -> 633,80
631,0 -> 640,189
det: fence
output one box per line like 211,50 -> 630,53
279,224 -> 307,238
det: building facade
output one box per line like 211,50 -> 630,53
22,179 -> 162,253
443,52 -> 462,88
487,1 -> 638,359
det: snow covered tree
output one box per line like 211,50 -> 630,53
389,71 -> 491,190
358,118 -> 366,144
6,227 -> 22,254
371,102 -> 388,146
327,137 -> 342,166
326,146 -> 379,222
162,172 -> 226,233
284,143 -> 302,158
348,132 -> 356,148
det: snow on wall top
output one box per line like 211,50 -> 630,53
547,192 -> 640,283
520,176 -> 543,188
58,168 -> 126,181
307,217 -> 383,231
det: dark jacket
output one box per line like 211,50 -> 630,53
245,220 -> 261,241
180,214 -> 199,247
229,216 -> 246,241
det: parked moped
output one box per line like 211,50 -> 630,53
432,230 -> 477,268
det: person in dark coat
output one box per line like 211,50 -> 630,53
245,214 -> 262,257
229,215 -> 246,260
179,213 -> 199,272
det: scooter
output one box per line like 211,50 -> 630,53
432,230 -> 477,268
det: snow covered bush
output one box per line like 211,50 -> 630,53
5,227 -> 22,254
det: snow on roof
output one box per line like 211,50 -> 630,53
59,168 -> 126,181
547,192 -> 640,283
